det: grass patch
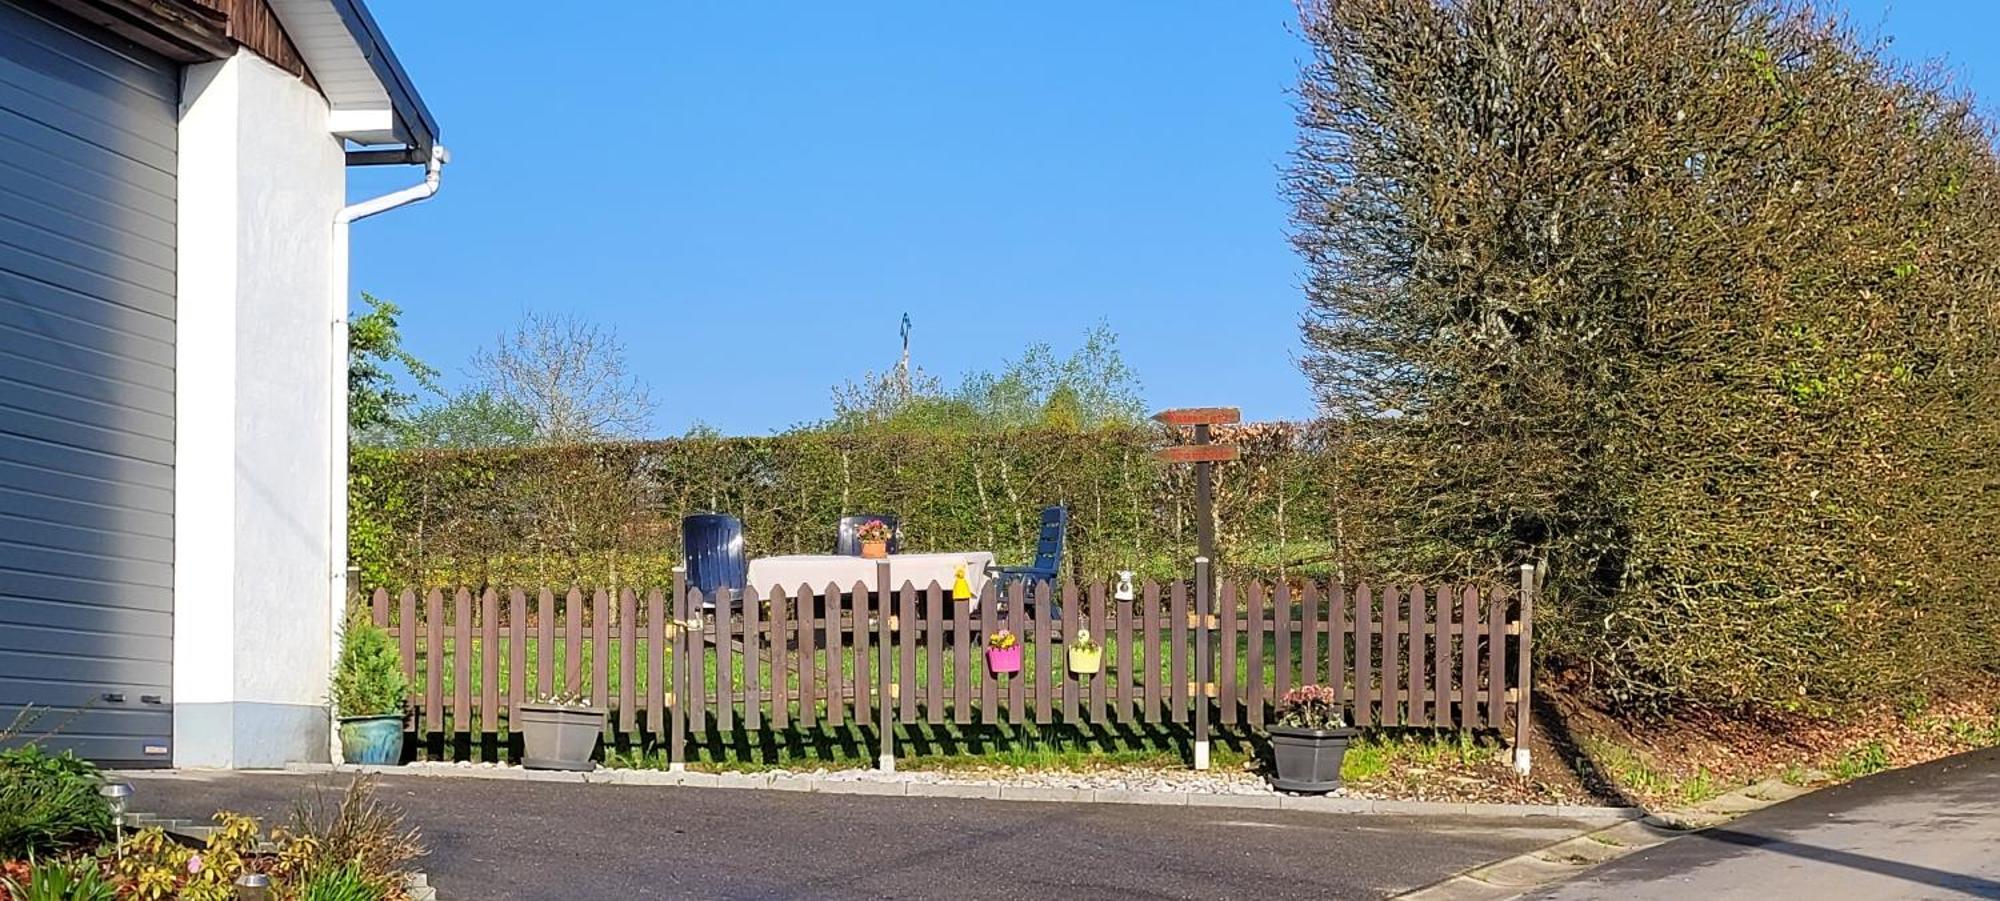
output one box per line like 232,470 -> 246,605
1832,741 -> 1890,780
1942,717 -> 2000,747
1579,738 -> 1727,806
1336,730 -> 1501,784
599,722 -> 1257,775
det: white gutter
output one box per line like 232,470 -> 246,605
327,143 -> 446,763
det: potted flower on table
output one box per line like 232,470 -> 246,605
516,689 -> 607,772
985,629 -> 1021,674
856,519 -> 894,559
1267,685 -> 1357,794
333,611 -> 410,765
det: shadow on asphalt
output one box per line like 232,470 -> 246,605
1690,827 -> 2000,897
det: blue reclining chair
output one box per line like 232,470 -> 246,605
990,506 -> 1067,619
681,513 -> 747,611
835,513 -> 902,556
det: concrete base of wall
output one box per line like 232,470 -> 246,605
175,701 -> 329,768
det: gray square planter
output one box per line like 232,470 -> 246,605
517,703 -> 606,771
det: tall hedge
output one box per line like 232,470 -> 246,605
1291,0 -> 2000,713
348,423 -> 1371,591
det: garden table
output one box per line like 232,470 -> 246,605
747,552 -> 996,607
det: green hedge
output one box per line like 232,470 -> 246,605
349,423 -> 1372,590
1289,0 -> 2000,715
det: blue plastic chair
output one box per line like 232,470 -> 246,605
836,514 -> 902,556
681,513 -> 747,610
991,507 -> 1067,618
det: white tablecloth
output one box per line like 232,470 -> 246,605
747,552 -> 996,602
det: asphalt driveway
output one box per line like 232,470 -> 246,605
1528,745 -> 2000,900
120,772 -> 1588,899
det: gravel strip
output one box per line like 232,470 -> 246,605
288,761 -> 1639,820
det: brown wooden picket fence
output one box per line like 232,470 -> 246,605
366,563 -> 1535,766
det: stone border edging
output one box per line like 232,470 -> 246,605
286,762 -> 1641,822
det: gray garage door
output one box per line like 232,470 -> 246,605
0,0 -> 175,766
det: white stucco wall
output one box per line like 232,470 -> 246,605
174,50 -> 345,768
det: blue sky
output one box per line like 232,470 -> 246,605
348,1 -> 2000,437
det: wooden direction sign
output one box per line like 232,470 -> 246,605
1155,444 -> 1240,464
1149,404 -> 1238,770
1152,407 -> 1241,427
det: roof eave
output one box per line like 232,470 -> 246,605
324,0 -> 438,155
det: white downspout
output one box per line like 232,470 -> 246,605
328,143 -> 446,763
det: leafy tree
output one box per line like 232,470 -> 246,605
396,390 -> 536,449
469,311 -> 656,443
347,294 -> 437,441
825,323 -> 1144,433
1290,0 -> 2000,712
961,324 -> 1145,431
829,365 -> 981,433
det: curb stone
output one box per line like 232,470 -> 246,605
1188,791 -> 1280,809
1467,855 -> 1581,888
1091,788 -> 1189,806
997,785 -> 1090,803
1279,794 -> 1372,814
1393,777 -> 1832,899
1534,835 -> 1627,866
904,782 -> 996,799
815,779 -> 910,797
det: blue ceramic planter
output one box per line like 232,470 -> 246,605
339,714 -> 406,765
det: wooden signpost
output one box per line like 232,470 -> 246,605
1152,406 -> 1239,770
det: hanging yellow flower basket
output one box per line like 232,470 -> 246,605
1068,629 -> 1103,674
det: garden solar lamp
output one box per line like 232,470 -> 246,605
99,781 -> 133,855
952,565 -> 973,601
235,873 -> 271,900
1114,571 -> 1137,602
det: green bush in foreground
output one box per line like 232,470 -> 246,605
3,856 -> 117,901
0,745 -> 111,859
299,863 -> 380,901
332,613 -> 410,718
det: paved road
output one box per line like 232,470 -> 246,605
1529,745 -> 2000,900
122,772 -> 1586,900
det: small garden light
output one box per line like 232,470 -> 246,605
235,872 -> 271,900
100,781 -> 133,855
1114,570 -> 1136,602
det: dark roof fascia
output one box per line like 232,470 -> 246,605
64,0 -> 235,63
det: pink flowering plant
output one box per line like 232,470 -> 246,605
1275,685 -> 1347,730
856,519 -> 894,543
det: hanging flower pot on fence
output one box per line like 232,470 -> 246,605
1068,629 -> 1102,674
986,630 -> 1021,674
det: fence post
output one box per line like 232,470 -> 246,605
876,562 -> 895,772
1193,556 -> 1212,771
669,566 -> 687,773
1513,563 -> 1535,776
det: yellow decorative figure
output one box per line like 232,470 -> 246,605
952,565 -> 973,601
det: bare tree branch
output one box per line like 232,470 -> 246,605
469,311 -> 656,443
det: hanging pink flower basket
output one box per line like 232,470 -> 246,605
985,645 -> 1022,674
